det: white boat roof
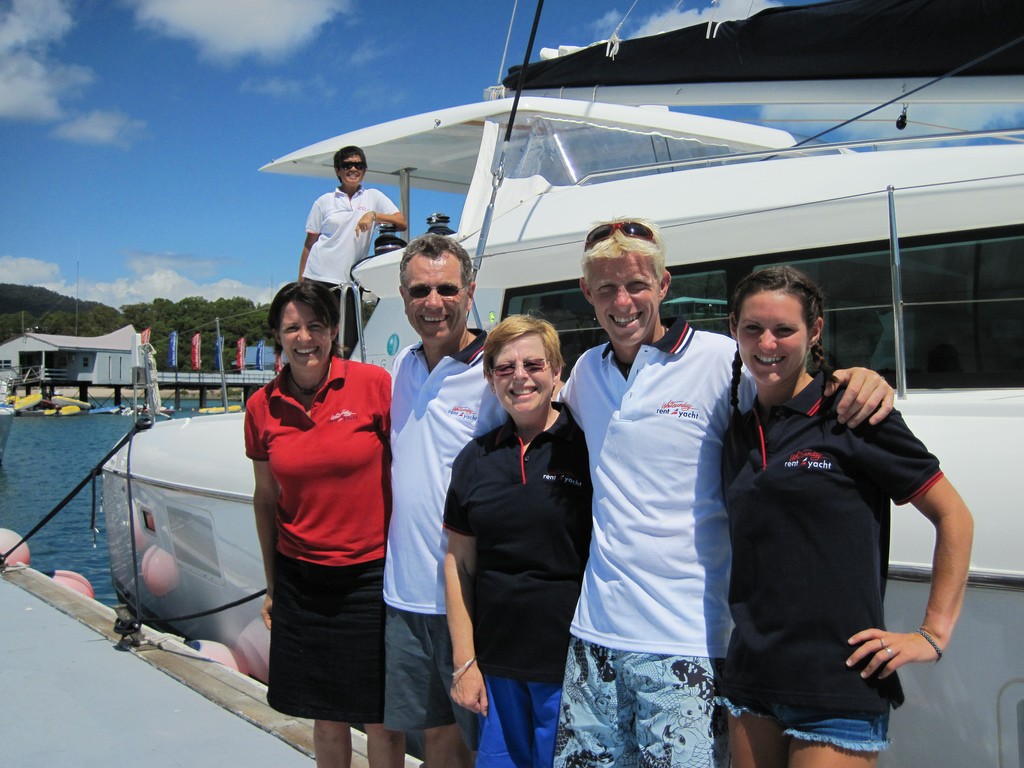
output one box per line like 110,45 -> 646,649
258,97 -> 795,195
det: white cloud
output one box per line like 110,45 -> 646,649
240,74 -> 336,100
83,269 -> 275,306
638,1 -> 781,37
51,109 -> 148,147
0,0 -> 72,50
125,0 -> 352,60
0,255 -> 63,285
0,0 -> 92,120
0,253 -> 275,307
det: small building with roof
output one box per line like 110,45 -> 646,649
0,326 -> 138,396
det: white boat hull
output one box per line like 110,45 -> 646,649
102,413 -> 270,680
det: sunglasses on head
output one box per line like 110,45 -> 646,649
405,283 -> 463,299
339,161 -> 367,171
584,221 -> 656,251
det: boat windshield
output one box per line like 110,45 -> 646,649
491,111 -> 748,187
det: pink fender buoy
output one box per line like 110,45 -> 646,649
141,546 -> 180,597
187,639 -> 240,671
50,569 -> 95,598
233,616 -> 271,682
0,528 -> 30,565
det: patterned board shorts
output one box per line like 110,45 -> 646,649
553,637 -> 729,768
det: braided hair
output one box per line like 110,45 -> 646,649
728,265 -> 834,413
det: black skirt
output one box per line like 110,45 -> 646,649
267,553 -> 386,722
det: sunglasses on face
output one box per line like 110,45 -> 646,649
338,162 -> 367,171
404,283 -> 463,299
584,221 -> 656,251
491,359 -> 549,377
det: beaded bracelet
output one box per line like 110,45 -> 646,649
916,627 -> 943,662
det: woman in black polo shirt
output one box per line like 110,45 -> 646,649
443,315 -> 592,768
721,266 -> 973,768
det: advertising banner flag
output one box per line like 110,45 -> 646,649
191,332 -> 201,371
140,327 -> 151,345
168,331 -> 178,368
236,338 -> 246,371
255,339 -> 265,371
214,335 -> 224,371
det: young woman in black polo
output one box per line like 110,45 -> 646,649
720,266 -> 974,768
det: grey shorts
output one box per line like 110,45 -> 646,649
383,605 -> 478,749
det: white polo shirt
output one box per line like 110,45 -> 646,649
384,332 -> 506,614
560,317 -> 754,658
303,186 -> 400,284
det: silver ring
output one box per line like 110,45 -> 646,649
885,646 -> 894,659
879,638 -> 887,649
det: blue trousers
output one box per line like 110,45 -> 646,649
476,675 -> 562,768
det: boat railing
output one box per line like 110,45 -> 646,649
576,127 -> 1024,187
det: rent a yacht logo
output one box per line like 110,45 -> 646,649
448,404 -> 479,422
785,450 -> 833,471
657,399 -> 701,420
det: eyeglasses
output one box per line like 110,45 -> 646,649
491,359 -> 549,377
584,221 -> 656,251
338,161 -> 367,171
404,283 -> 463,299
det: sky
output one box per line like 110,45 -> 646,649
1,0 -> 1019,310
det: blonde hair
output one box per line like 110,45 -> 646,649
581,217 -> 666,279
483,315 -> 564,378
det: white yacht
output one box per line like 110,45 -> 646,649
103,1 -> 1024,763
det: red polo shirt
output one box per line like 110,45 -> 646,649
245,357 -> 391,566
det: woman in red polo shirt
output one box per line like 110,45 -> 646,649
244,281 -> 404,768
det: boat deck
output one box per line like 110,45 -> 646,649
0,566 -> 416,767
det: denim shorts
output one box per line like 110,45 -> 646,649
721,696 -> 890,753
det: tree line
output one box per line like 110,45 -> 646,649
1,284 -> 275,373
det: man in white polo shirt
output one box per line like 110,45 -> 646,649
383,234 -> 504,768
553,218 -> 894,768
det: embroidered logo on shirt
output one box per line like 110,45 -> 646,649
543,472 -> 584,488
329,410 -> 357,422
656,400 -> 701,420
784,449 -> 833,471
448,405 -> 479,422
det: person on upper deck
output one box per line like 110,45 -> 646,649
719,265 -> 973,768
299,146 -> 407,355
551,217 -> 897,768
444,315 -> 592,768
244,281 -> 404,768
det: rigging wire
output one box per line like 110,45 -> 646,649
470,0 -> 546,332
496,0 -> 520,85
793,31 -> 1024,147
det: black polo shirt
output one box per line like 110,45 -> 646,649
444,405 -> 592,683
720,373 -> 942,713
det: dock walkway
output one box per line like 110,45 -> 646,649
0,567 -> 412,767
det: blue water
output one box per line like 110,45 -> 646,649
0,404 -> 203,605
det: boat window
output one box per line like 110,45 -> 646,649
492,112 -> 738,188
167,506 -> 223,581
503,227 -> 1024,388
758,230 -> 1024,388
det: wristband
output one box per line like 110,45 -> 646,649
452,656 -> 476,682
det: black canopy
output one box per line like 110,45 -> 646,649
504,0 -> 1024,90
